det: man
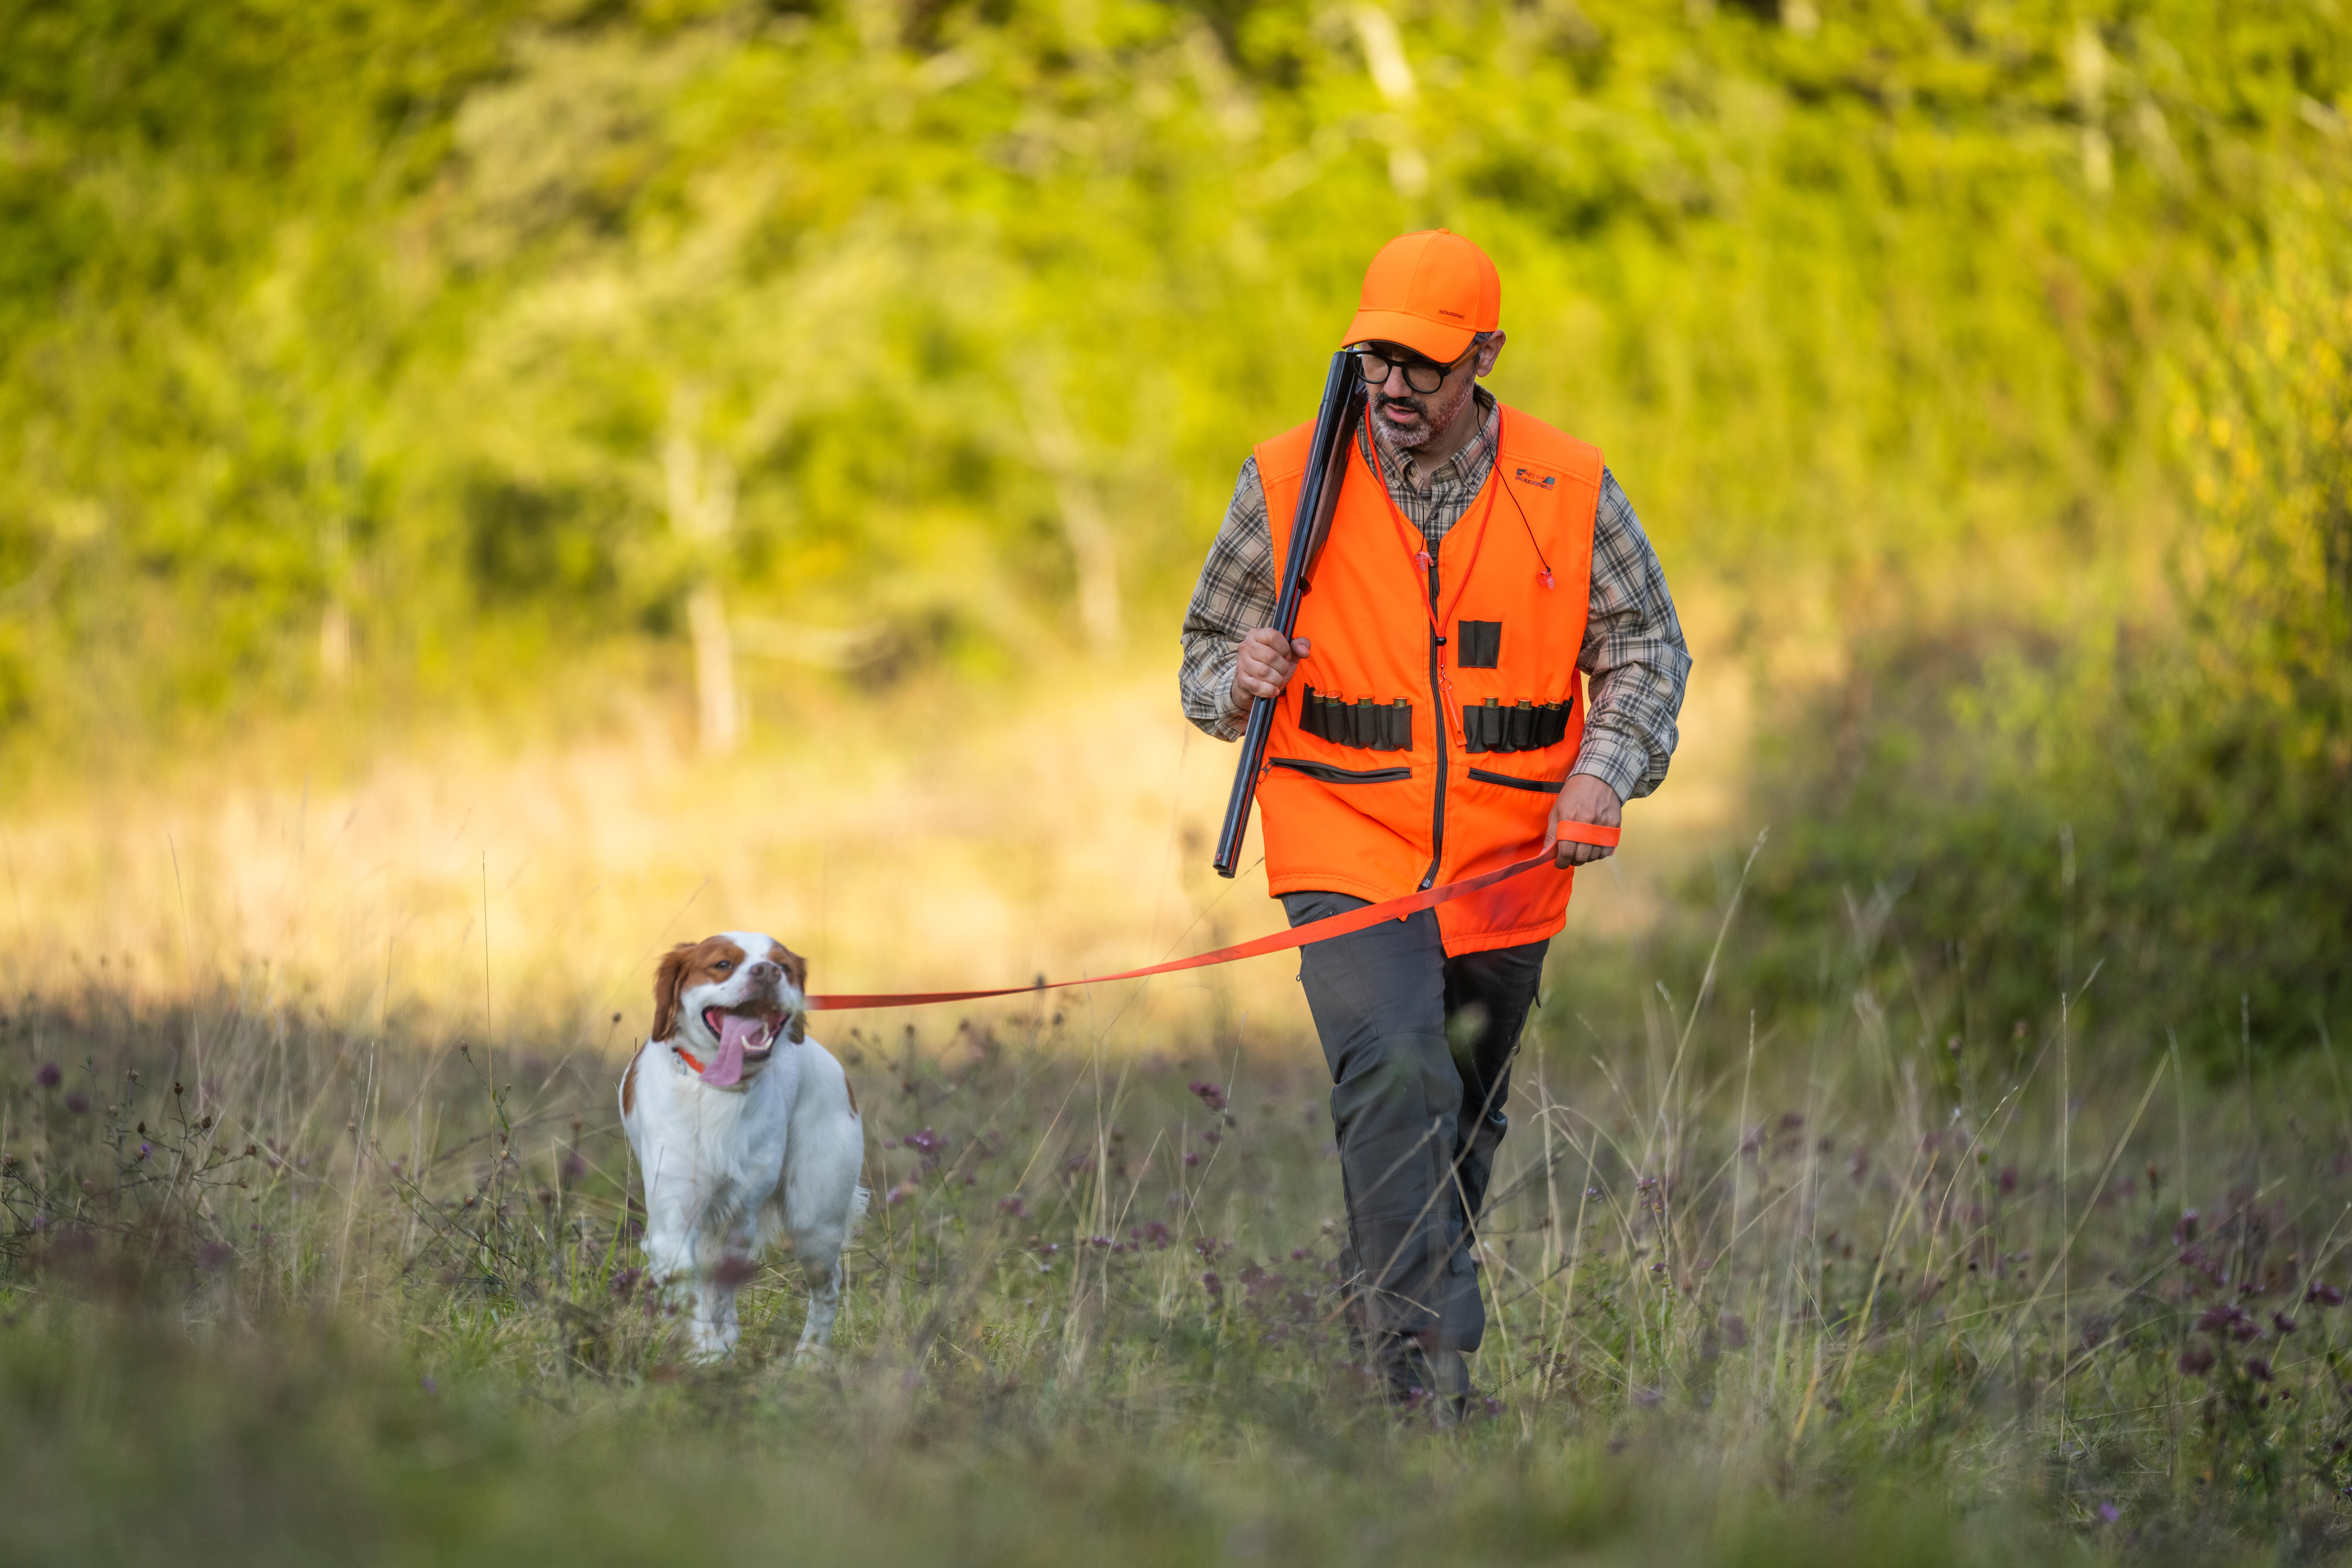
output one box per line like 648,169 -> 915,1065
1179,230 -> 1690,1411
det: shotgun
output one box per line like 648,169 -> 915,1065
1212,351 -> 1368,878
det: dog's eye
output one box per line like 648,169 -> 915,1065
713,961 -> 732,971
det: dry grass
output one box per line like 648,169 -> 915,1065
7,652 -> 2343,1565
0,648 -> 1747,1058
6,858 -> 2350,1563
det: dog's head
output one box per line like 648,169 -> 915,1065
650,931 -> 810,1086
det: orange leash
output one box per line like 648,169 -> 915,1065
806,821 -> 1620,1012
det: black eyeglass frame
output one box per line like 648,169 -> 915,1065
1350,334 -> 1493,395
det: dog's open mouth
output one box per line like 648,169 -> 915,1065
696,1006 -> 789,1087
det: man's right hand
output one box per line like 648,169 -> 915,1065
1228,627 -> 1311,713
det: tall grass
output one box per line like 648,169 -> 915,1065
7,873 -> 2348,1564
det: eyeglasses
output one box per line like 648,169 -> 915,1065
1352,339 -> 1482,395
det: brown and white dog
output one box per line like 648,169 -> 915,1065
618,931 -> 865,1360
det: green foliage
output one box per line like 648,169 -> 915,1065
2,0 -> 2346,1026
1737,173 -> 2352,1057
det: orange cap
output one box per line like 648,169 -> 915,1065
1340,229 -> 1500,363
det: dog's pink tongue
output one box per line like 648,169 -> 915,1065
699,1014 -> 768,1087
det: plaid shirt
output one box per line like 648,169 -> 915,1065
1178,388 -> 1690,802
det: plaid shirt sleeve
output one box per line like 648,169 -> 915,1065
1178,455 -> 1277,742
1570,468 -> 1691,802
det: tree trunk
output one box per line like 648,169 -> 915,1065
666,388 -> 740,756
687,581 -> 739,757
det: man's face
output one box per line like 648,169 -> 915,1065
1364,335 -> 1502,457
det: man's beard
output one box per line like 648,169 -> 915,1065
1369,374 -> 1479,461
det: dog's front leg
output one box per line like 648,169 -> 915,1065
794,1249 -> 844,1359
637,1157 -> 724,1355
690,1267 -> 745,1360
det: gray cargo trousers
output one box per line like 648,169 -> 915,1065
1282,890 -> 1549,1359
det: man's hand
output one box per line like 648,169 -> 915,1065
1549,774 -> 1623,867
1228,627 -> 1311,712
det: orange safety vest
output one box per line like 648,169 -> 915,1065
1254,403 -> 1603,955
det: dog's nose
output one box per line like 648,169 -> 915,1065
747,959 -> 782,984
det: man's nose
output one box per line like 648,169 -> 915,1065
1380,365 -> 1417,397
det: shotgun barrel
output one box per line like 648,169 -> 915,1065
1212,352 -> 1368,878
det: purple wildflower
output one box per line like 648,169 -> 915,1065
37,1062 -> 61,1088
2196,1304 -> 2247,1334
1188,1080 -> 1228,1114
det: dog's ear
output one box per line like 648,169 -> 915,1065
775,944 -> 810,1043
651,943 -> 697,1042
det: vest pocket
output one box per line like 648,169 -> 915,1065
1463,698 -> 1570,754
1456,620 -> 1502,669
1268,757 -> 1411,786
1299,686 -> 1412,751
1466,766 -> 1565,794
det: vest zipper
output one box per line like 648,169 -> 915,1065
1421,540 -> 1447,892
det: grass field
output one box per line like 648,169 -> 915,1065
6,726 -> 2348,1564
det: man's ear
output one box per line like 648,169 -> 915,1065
651,944 -> 695,1042
1474,329 -> 1506,377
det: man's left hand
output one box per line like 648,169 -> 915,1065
1549,775 -> 1623,867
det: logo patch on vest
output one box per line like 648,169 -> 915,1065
1512,467 -> 1557,489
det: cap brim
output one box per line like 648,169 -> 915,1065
1341,308 -> 1476,364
